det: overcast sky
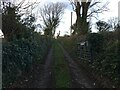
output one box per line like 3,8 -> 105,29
0,0 -> 120,37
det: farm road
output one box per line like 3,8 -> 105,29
59,44 -> 100,88
8,42 -> 100,88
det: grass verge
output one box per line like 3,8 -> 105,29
53,40 -> 71,88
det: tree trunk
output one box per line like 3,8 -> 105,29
75,1 -> 91,35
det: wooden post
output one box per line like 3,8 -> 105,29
71,12 -> 73,35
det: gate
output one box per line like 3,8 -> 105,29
77,41 -> 91,62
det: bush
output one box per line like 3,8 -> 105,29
2,33 -> 52,87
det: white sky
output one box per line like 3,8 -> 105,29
0,0 -> 120,37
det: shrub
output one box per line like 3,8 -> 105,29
2,33 -> 52,87
59,32 -> 120,86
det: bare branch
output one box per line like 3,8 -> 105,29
17,0 -> 25,9
68,0 -> 77,11
87,2 -> 109,18
89,2 -> 100,9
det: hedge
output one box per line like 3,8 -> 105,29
2,33 -> 52,87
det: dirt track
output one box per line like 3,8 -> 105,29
60,44 -> 100,88
7,48 -> 54,88
30,48 -> 54,88
7,43 -> 102,88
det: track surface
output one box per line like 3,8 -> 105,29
7,43 -> 101,88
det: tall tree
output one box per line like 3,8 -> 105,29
1,1 -> 39,40
69,0 -> 108,35
39,2 -> 66,37
2,2 -> 21,40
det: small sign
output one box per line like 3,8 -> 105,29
80,42 -> 85,45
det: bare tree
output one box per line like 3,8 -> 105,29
39,2 -> 66,37
96,20 -> 112,32
69,0 -> 109,35
107,17 -> 119,31
2,0 -> 40,17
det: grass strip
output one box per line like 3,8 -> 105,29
53,40 -> 71,88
